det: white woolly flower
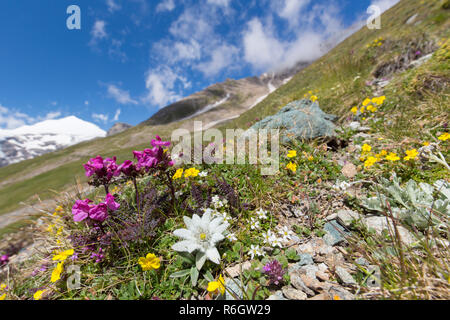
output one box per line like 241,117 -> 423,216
248,245 -> 264,259
269,235 -> 283,248
255,208 -> 268,220
279,226 -> 294,243
172,211 -> 229,269
198,171 -> 208,177
250,217 -> 260,230
262,230 -> 274,245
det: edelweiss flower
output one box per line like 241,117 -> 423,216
269,236 -> 283,248
172,211 -> 229,269
262,230 -> 274,244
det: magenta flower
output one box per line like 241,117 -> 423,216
263,260 -> 286,286
83,156 -> 119,181
105,193 -> 120,211
89,203 -> 108,222
116,160 -> 136,177
72,199 -> 93,222
151,135 -> 171,147
0,254 -> 9,266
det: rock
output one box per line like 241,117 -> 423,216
335,266 -> 357,286
297,253 -> 314,266
316,270 -> 330,282
290,272 -> 316,296
282,286 -> 308,300
336,209 -> 360,227
307,292 -> 332,300
245,99 -> 336,143
406,13 -> 418,25
362,216 -> 416,246
300,274 -> 331,292
327,286 -> 355,300
348,122 -> 370,132
106,122 -> 132,136
318,263 -> 328,272
409,53 -> 433,69
323,221 -> 351,246
341,163 -> 358,178
225,261 -> 252,278
355,257 -> 369,267
299,265 -> 319,280
267,290 -> 287,300
224,278 -> 245,300
324,252 -> 346,269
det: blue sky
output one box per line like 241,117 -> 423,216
0,0 -> 398,130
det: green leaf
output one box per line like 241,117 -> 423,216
204,271 -> 214,282
190,267 -> 199,287
170,269 -> 191,278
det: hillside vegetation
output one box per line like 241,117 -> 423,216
0,0 -> 449,301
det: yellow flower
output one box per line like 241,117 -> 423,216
207,275 -> 226,295
364,156 -> 378,168
360,106 -> 365,113
307,155 -> 314,161
310,95 -> 318,102
385,152 -> 400,162
422,142 -> 430,146
404,149 -> 418,161
286,162 -> 297,173
34,290 -> 44,300
287,150 -> 297,158
138,253 -> 161,271
46,224 -> 55,233
333,295 -> 341,300
52,249 -> 74,262
184,167 -> 200,178
0,283 -> 6,291
0,293 -> 6,300
372,96 -> 386,105
51,262 -> 64,283
366,104 -> 377,113
438,132 -> 450,141
172,168 -> 184,180
362,144 -> 372,153
351,106 -> 358,115
362,98 -> 371,106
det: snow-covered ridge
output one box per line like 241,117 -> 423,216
0,116 -> 106,167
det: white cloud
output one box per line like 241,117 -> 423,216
207,0 -> 230,7
106,84 -> 138,105
106,0 -> 121,13
156,0 -> 175,12
143,66 -> 190,108
196,44 -> 239,77
371,0 -> 400,13
91,20 -> 107,44
0,104 -> 62,130
113,109 -> 121,121
44,111 -> 62,120
92,113 -> 109,124
276,0 -> 310,27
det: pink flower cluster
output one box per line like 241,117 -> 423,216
132,135 -> 173,172
72,194 -> 120,223
83,156 -> 119,181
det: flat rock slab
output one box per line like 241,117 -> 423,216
245,99 -> 336,143
323,220 -> 351,246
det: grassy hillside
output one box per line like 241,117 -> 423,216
0,0 -> 448,224
1,0 -> 449,301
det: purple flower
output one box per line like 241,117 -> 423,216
0,254 -> 9,266
91,248 -> 104,263
116,160 -> 136,177
89,203 -> 108,222
415,50 -> 421,56
105,193 -> 120,211
72,199 -> 93,222
83,156 -> 119,181
151,135 -> 171,147
263,260 -> 286,286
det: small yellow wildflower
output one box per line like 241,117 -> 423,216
333,295 -> 341,300
351,106 -> 358,115
207,275 -> 226,295
172,168 -> 184,180
34,290 -> 44,300
52,249 -> 74,262
385,152 -> 400,162
286,162 -> 297,173
46,224 -> 55,233
362,144 -> 372,153
310,95 -> 318,102
184,167 -> 200,178
287,150 -> 297,158
307,155 -> 314,161
422,142 -> 430,146
360,106 -> 365,113
404,149 -> 418,161
364,156 -> 378,168
0,283 -> 6,291
366,104 -> 377,113
51,262 -> 64,283
362,98 -> 371,106
138,253 -> 161,271
0,293 -> 6,300
438,132 -> 450,141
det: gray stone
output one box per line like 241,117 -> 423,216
406,13 -> 418,25
267,290 -> 287,300
282,286 -> 308,300
362,216 -> 416,246
335,266 -> 357,286
327,286 -> 355,300
336,209 -> 360,227
299,264 -> 319,280
290,272 -> 316,296
355,257 -> 369,267
298,253 -> 314,266
245,99 -> 336,143
323,220 -> 351,246
224,278 -> 245,300
409,53 -> 433,69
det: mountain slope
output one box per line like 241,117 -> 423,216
0,116 -> 106,167
0,0 -> 448,230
